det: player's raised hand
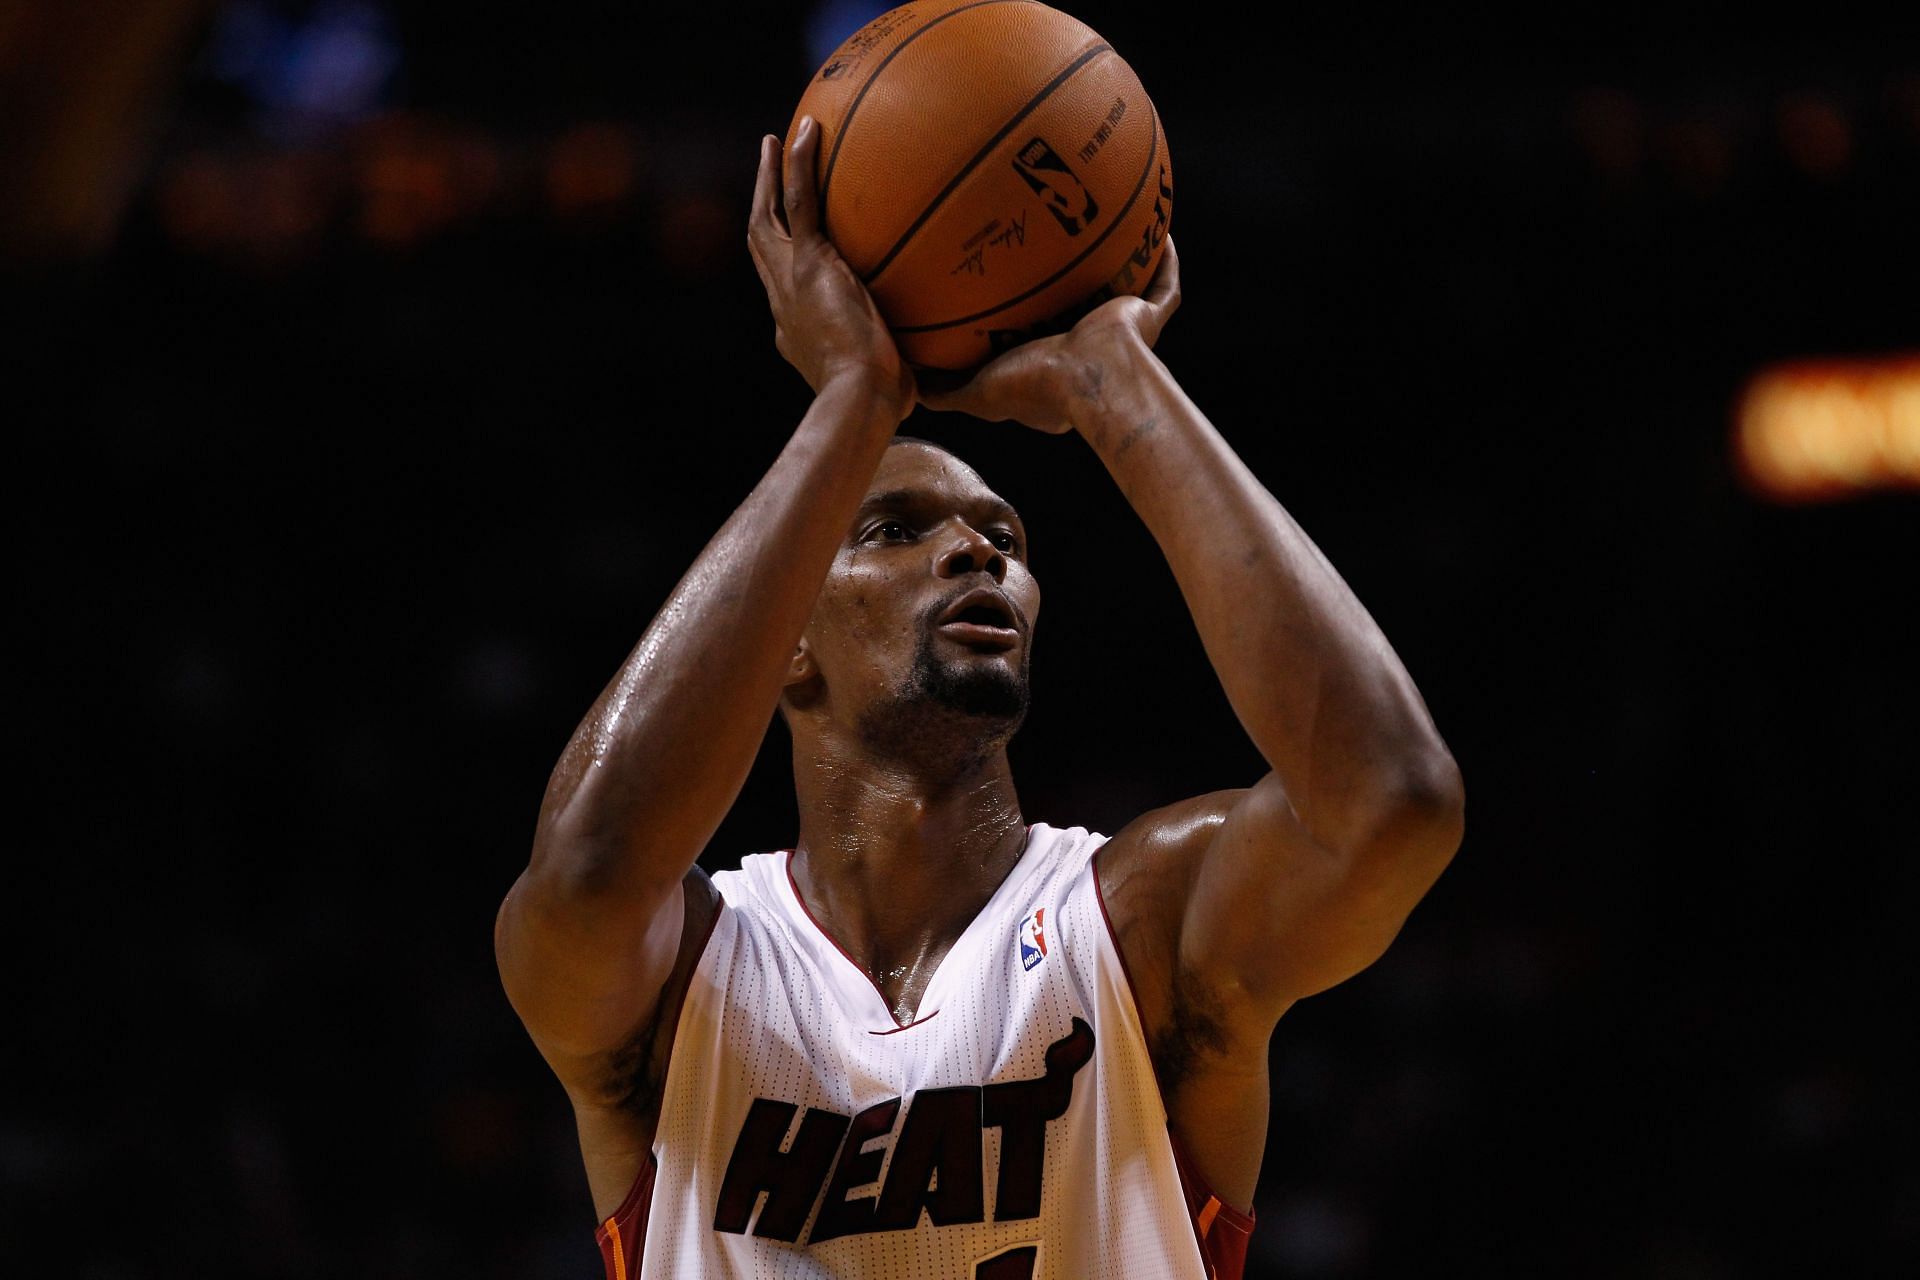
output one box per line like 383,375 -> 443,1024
918,236 -> 1182,435
747,118 -> 914,414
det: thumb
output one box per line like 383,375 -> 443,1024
915,367 -> 979,414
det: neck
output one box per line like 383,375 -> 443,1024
788,732 -> 1028,1018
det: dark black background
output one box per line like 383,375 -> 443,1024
9,2 -> 1918,1276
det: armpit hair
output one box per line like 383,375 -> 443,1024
1154,963 -> 1233,1097
594,872 -> 713,1119
599,992 -> 671,1119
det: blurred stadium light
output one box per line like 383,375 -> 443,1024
1735,355 -> 1920,501
806,0 -> 892,73
202,0 -> 398,137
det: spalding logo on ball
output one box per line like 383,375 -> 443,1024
787,0 -> 1173,371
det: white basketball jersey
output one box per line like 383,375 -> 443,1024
595,822 -> 1251,1280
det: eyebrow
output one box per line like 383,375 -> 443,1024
854,488 -> 1025,530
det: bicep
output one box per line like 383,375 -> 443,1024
494,863 -> 695,1070
1177,770 -> 1458,1015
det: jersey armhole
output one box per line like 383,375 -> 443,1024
1090,841 -> 1257,1279
1169,1127 -> 1256,1280
590,877 -> 728,1280
593,1150 -> 656,1280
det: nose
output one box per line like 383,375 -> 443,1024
934,520 -> 1006,583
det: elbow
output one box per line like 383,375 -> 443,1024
1412,745 -> 1466,834
1364,747 -> 1466,874
528,780 -> 643,896
526,827 -> 634,902
527,801 -> 685,907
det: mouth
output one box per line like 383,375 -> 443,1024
934,589 -> 1021,651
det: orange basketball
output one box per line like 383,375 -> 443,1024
787,0 -> 1173,371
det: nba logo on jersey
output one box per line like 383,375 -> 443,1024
1018,907 -> 1048,971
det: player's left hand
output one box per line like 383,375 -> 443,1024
917,235 -> 1181,434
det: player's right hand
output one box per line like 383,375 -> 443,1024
748,118 -> 914,416
918,236 -> 1181,435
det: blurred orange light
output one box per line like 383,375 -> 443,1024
1777,92 -> 1853,180
355,115 -> 471,247
1735,355 -> 1920,501
155,152 -> 243,251
546,123 -> 639,217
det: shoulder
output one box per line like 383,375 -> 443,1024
708,848 -> 790,907
1095,788 -> 1248,911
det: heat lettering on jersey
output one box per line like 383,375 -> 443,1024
712,1018 -> 1096,1245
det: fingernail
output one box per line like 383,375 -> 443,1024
799,115 -> 815,139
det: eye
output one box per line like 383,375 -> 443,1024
866,520 -> 911,543
988,529 -> 1020,554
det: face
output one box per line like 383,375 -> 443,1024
789,443 -> 1040,763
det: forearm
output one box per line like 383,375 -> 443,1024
530,375 -> 902,896
1072,337 -> 1458,849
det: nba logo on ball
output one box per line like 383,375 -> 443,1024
1018,908 -> 1048,971
1011,138 -> 1098,235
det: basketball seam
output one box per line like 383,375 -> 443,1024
861,42 -> 1113,286
817,0 -> 1035,239
893,106 -> 1162,334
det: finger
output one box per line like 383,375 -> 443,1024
784,116 -> 822,241
1134,236 -> 1180,346
915,368 -> 976,413
747,231 -> 774,296
746,145 -> 780,296
1143,234 -> 1181,313
752,136 -> 775,241
923,369 -> 1022,423
749,135 -> 781,244
920,392 -> 993,419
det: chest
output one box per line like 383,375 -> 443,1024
718,892 -> 1075,1098
858,893 -> 1061,1027
864,945 -> 953,1029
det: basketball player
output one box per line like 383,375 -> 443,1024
495,119 -> 1464,1279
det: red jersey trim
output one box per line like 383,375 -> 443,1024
867,1008 -> 942,1034
593,1151 -> 655,1280
782,848 -> 928,1031
1170,1128 -> 1257,1280
1091,841 -> 1256,1280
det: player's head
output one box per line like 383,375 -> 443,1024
779,437 -> 1038,774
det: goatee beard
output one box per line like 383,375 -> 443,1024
854,628 -> 1030,773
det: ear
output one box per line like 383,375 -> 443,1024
782,639 -> 824,709
785,639 -> 813,683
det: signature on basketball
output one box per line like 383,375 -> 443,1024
951,210 -> 1029,277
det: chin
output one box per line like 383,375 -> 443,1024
926,660 -> 1028,722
